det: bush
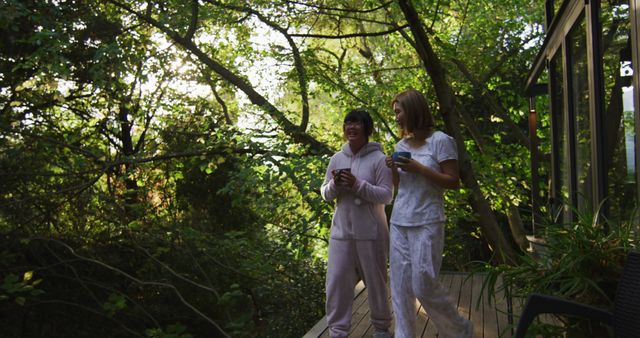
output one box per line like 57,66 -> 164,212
477,205 -> 639,337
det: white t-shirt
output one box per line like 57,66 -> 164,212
390,131 -> 458,227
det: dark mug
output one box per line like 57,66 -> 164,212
333,168 -> 351,183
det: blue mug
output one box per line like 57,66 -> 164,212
392,151 -> 411,163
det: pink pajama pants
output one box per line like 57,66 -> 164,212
325,232 -> 391,338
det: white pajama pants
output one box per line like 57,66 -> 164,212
326,233 -> 391,338
390,223 -> 470,338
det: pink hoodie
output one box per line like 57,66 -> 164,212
321,142 -> 393,240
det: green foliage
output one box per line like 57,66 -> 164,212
477,205 -> 639,336
103,292 -> 128,317
0,0 -> 579,336
0,271 -> 44,305
146,323 -> 193,338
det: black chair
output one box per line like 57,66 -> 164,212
514,251 -> 640,338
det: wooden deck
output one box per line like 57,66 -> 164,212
304,272 -> 528,338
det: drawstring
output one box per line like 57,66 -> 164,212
351,143 -> 366,205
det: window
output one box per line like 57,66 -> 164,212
601,0 -> 637,220
550,52 -> 567,219
567,13 -> 592,214
526,0 -> 640,225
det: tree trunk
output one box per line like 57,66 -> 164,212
118,98 -> 141,221
507,204 -> 529,251
398,0 -> 518,264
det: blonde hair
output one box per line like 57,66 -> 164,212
391,89 -> 434,137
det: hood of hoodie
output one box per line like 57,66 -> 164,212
340,142 -> 383,158
329,142 -> 384,171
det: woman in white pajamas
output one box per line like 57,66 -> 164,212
386,89 -> 473,338
321,109 -> 393,338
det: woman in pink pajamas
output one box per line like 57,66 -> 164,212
386,89 -> 473,338
321,109 -> 393,338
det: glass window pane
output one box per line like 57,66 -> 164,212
550,52 -> 567,219
601,0 -> 637,220
568,13 -> 591,214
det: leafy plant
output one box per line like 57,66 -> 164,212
145,323 -> 193,338
0,271 -> 44,305
477,204 -> 639,336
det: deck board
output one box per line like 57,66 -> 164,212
480,276 -> 499,338
304,272 -> 521,338
493,277 -> 513,337
469,274 -> 484,338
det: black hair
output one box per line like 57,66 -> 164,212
343,108 -> 374,137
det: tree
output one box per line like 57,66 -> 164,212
397,0 -> 520,263
1,0 -> 549,336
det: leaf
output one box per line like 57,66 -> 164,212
128,221 -> 142,229
23,271 -> 33,282
103,293 -> 127,316
30,289 -> 45,296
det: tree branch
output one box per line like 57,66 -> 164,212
202,0 -> 311,131
184,0 -> 198,40
105,0 -> 331,155
284,0 -> 394,13
290,24 -> 408,39
36,238 -> 231,338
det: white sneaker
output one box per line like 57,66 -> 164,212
372,329 -> 392,338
